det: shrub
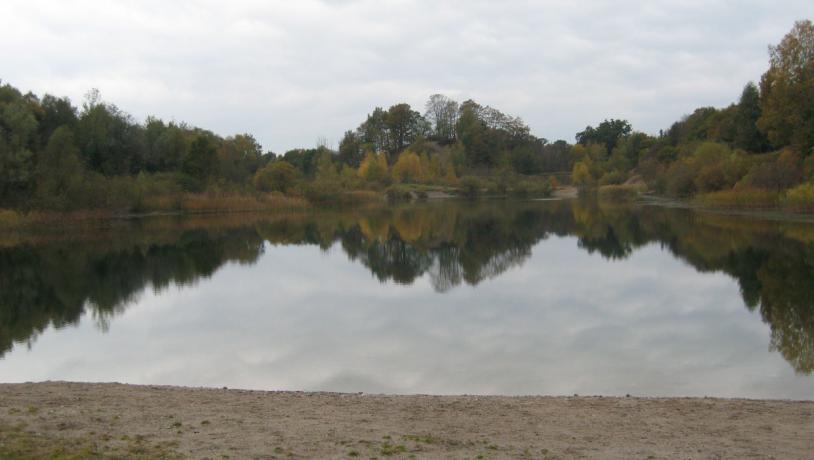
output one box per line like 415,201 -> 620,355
458,176 -> 483,199
303,180 -> 341,204
254,161 -> 300,193
391,151 -> 422,183
745,150 -> 802,190
783,183 -> 814,212
664,161 -> 696,197
599,170 -> 626,186
385,185 -> 413,203
695,163 -> 726,192
694,188 -> 780,209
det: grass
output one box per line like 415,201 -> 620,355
0,421 -> 183,459
782,183 -> 814,212
693,188 -> 781,209
598,184 -> 645,201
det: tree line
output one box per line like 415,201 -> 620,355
0,20 -> 812,212
570,20 -> 814,209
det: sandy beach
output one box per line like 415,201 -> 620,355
0,382 -> 811,459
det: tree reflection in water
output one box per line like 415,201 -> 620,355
1,198 -> 813,373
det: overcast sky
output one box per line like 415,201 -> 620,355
1,1 -> 810,153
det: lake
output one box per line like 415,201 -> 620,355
1,198 -> 812,399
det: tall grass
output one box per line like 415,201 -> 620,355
694,188 -> 781,209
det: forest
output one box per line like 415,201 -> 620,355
0,20 -> 812,216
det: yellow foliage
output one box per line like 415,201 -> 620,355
391,151 -> 423,183
358,152 -> 389,183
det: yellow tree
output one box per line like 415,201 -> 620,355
358,151 -> 389,183
391,150 -> 422,183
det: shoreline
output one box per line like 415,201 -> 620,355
2,382 -> 812,459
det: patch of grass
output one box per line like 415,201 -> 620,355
0,422 -> 182,459
782,182 -> 814,212
694,188 -> 780,209
379,443 -> 407,456
201,420 -> 211,426
598,183 -> 644,201
403,434 -> 441,444
348,449 -> 360,457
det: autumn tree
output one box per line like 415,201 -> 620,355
758,20 -> 814,154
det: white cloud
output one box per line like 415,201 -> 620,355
0,0 -> 810,151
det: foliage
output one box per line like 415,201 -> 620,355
358,151 -> 389,184
391,150 -> 423,183
758,20 -> 814,153
458,176 -> 483,199
253,161 -> 300,193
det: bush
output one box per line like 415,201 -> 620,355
385,185 -> 413,203
599,170 -> 626,186
664,161 -> 696,197
694,188 -> 780,209
783,183 -> 814,212
254,161 -> 300,193
303,180 -> 341,204
695,163 -> 726,192
745,150 -> 802,190
458,176 -> 483,199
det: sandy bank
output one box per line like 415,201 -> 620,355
1,382 -> 812,459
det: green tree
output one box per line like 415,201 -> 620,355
218,134 -> 262,183
183,134 -> 218,182
253,161 -> 299,193
576,119 -> 632,155
338,130 -> 363,167
734,82 -> 769,152
34,126 -> 84,207
76,89 -> 143,175
0,90 -> 38,204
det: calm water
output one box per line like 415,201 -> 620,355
1,198 -> 813,399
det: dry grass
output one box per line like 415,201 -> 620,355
694,188 -> 781,209
178,192 -> 308,213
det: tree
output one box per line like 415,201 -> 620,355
37,94 -> 77,148
424,94 -> 459,144
0,89 -> 38,204
358,151 -> 389,183
76,90 -> 143,175
183,134 -> 218,181
572,161 -> 592,188
576,119 -> 632,155
758,20 -> 814,154
391,150 -> 423,183
338,130 -> 363,167
253,161 -> 299,193
385,103 -> 428,154
218,133 -> 262,183
734,82 -> 769,152
35,126 -> 84,206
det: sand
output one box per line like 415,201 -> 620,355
1,382 -> 812,459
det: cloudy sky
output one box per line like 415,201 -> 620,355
1,1 -> 810,152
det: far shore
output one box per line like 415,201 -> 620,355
1,382 -> 812,459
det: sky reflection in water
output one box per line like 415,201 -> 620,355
1,199 -> 812,399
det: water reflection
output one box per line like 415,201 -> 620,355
1,198 -> 813,383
